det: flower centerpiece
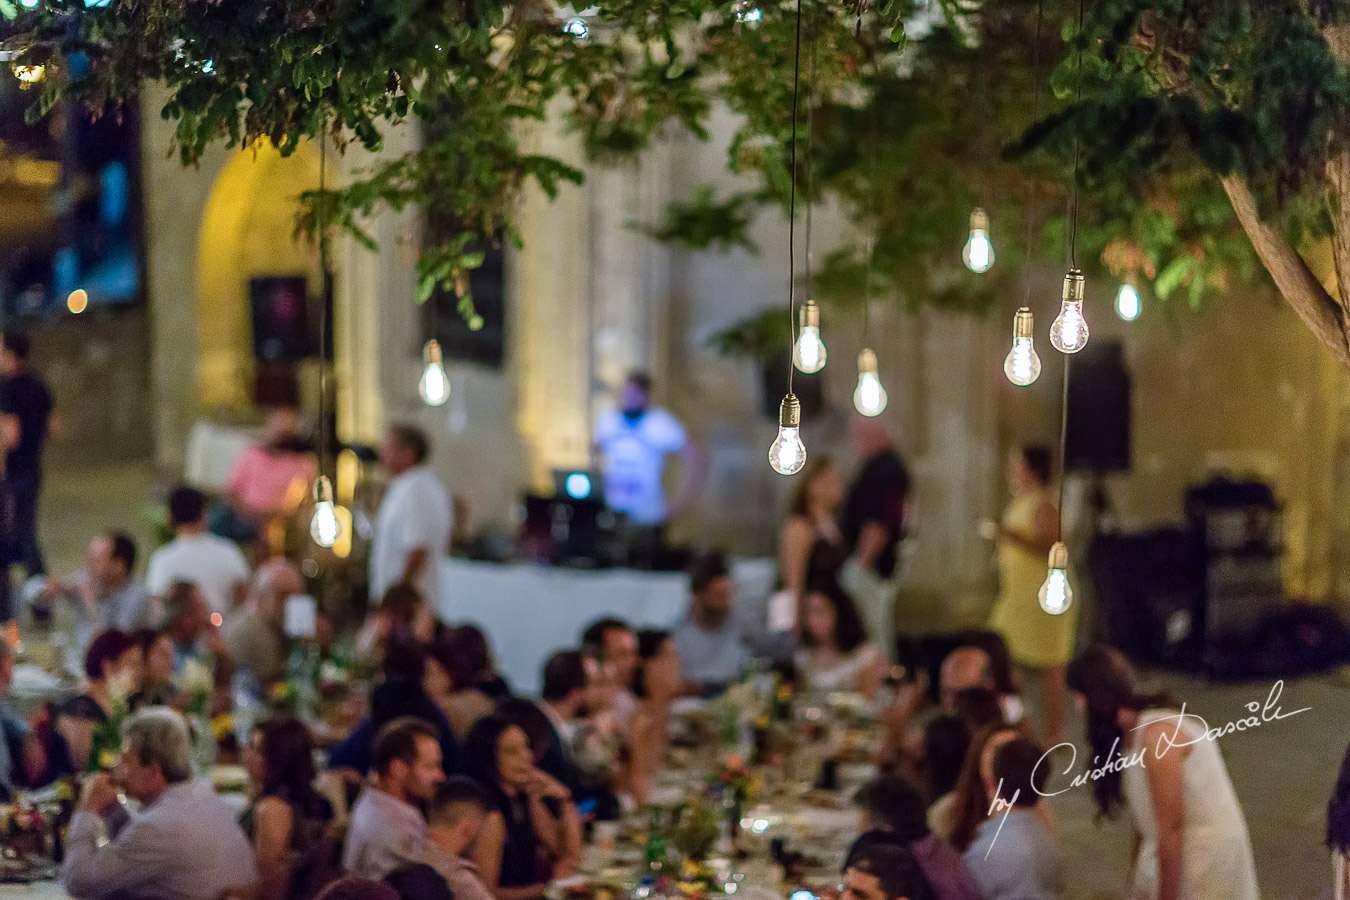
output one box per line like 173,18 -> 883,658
708,753 -> 760,804
671,793 -> 720,864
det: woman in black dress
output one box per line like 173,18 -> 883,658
465,716 -> 581,900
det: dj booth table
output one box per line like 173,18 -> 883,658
436,557 -> 777,694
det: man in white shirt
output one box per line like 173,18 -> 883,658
370,424 -> 453,608
593,371 -> 706,529
145,487 -> 250,618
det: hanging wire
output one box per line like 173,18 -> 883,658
786,0 -> 805,396
804,17 -> 817,313
1018,0 -> 1045,308
1057,0 -> 1087,541
859,3 -> 877,350
317,134 -> 330,484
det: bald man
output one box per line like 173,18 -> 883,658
225,558 -> 305,685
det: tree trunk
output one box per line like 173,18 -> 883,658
1219,173 -> 1350,371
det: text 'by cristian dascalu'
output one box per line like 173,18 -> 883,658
981,680 -> 1310,857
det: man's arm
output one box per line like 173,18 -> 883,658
401,545 -> 430,586
63,779 -> 160,899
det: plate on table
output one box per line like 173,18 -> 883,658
209,765 -> 249,793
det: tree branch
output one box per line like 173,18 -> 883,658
1220,173 -> 1350,370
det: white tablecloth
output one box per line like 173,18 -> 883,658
437,557 -> 776,694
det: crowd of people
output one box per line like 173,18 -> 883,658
0,353 -> 1312,900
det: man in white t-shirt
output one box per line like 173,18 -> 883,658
593,371 -> 706,528
369,423 -> 453,609
145,487 -> 251,618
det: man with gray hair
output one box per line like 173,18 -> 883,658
62,706 -> 258,899
226,557 -> 304,684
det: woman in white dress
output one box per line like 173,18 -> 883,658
1067,645 -> 1259,900
1329,742 -> 1350,899
794,580 -> 885,700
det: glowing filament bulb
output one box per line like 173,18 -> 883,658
962,208 -> 994,273
310,476 -> 341,548
1050,268 -> 1090,354
419,339 -> 450,406
792,301 -> 827,374
1038,542 -> 1073,615
769,394 -> 807,475
1003,307 -> 1042,386
853,349 -> 888,417
563,16 -> 588,37
1116,281 -> 1140,321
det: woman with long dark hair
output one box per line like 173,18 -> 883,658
241,717 -> 334,900
464,716 -> 581,900
1329,741 -> 1350,899
779,456 -> 849,601
1067,645 -> 1257,900
793,579 -> 885,699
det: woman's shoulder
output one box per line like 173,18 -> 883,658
58,693 -> 105,721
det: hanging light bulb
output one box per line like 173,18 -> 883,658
792,301 -> 827,373
310,476 -> 342,548
1116,280 -> 1140,321
563,16 -> 589,37
768,393 -> 807,475
1003,307 -> 1042,386
1050,268 -> 1090,354
962,207 -> 994,273
853,349 -> 888,417
1038,541 -> 1073,615
419,339 -> 450,406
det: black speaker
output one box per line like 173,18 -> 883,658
1066,340 -> 1131,472
249,275 -> 312,363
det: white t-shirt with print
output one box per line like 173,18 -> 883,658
594,408 -> 688,526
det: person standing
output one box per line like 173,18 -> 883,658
1067,645 -> 1258,900
0,330 -> 53,625
146,487 -> 251,619
838,420 -> 911,663
593,371 -> 706,540
986,446 -> 1074,746
370,424 -> 452,611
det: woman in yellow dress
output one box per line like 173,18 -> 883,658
988,445 -> 1075,747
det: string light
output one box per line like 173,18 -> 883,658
769,0 -> 808,475
419,339 -> 450,406
853,349 -> 887,416
1050,268 -> 1089,353
1003,307 -> 1041,386
66,289 -> 88,314
310,476 -> 341,548
769,394 -> 807,475
792,301 -> 826,373
1038,542 -> 1072,614
1116,280 -> 1140,321
310,134 -> 341,549
963,207 -> 994,273
563,17 -> 588,38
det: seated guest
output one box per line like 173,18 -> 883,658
427,634 -> 494,742
672,551 -> 754,695
842,840 -> 936,900
794,579 -> 886,699
386,863 -> 455,900
854,775 -> 982,900
328,641 -> 461,777
539,650 -> 617,813
581,618 -> 641,730
950,687 -> 1006,734
38,532 -> 152,651
960,737 -> 1060,900
920,716 -> 971,843
56,629 -> 141,771
0,638 -> 43,796
62,707 -> 258,899
318,878 -> 401,900
344,717 -> 446,879
161,580 -> 230,677
355,582 -> 438,667
220,406 -> 317,545
241,716 -> 335,900
496,697 -> 581,802
424,776 -> 497,900
940,643 -> 1022,725
465,716 -> 582,900
131,628 -> 173,702
629,630 -> 681,804
444,624 -> 512,699
227,558 -> 304,686
146,486 -> 252,617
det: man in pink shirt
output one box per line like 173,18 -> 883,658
221,407 -> 317,546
